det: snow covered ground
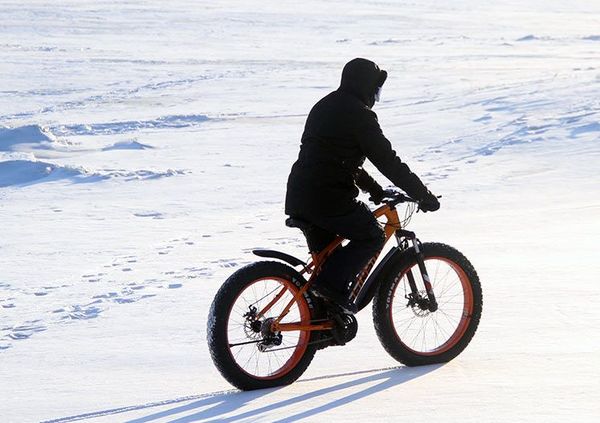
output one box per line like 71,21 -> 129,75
1,0 -> 599,421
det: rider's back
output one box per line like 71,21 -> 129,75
285,89 -> 372,217
286,58 -> 434,219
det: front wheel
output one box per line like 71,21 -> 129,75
207,261 -> 318,390
373,242 -> 482,366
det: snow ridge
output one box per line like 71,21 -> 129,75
53,114 -> 212,136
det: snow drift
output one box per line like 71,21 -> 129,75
0,159 -> 98,187
0,124 -> 63,151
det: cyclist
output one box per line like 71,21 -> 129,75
285,58 -> 440,314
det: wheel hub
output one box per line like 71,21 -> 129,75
242,305 -> 263,339
242,307 -> 284,351
257,318 -> 283,351
260,317 -> 276,337
406,291 -> 432,317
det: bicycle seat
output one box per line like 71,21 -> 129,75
285,217 -> 314,231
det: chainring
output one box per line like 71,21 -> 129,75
331,312 -> 358,346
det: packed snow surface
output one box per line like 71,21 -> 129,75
1,0 -> 599,422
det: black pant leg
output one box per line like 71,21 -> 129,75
304,203 -> 385,292
303,225 -> 336,254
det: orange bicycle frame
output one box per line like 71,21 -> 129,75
259,203 -> 403,333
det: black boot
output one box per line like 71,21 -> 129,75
310,283 -> 358,314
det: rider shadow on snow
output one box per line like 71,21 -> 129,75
127,364 -> 442,422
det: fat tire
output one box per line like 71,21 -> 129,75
207,261 -> 318,390
373,242 -> 482,366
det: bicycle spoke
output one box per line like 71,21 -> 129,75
391,257 -> 472,354
250,286 -> 284,308
224,276 -> 310,379
431,315 -> 451,339
436,278 -> 460,299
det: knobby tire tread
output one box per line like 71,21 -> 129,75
372,242 -> 483,366
207,261 -> 318,390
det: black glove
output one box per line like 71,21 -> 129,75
369,188 -> 396,205
419,191 -> 440,212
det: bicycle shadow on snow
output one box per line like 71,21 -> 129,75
42,364 -> 442,423
128,364 -> 442,422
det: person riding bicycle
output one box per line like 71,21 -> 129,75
285,58 -> 440,314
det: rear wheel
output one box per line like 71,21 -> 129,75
373,242 -> 482,365
207,261 -> 318,390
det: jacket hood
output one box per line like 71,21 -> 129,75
339,58 -> 387,108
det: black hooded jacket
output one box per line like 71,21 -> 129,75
285,58 -> 429,217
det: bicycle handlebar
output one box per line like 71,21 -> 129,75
379,191 -> 418,207
373,189 -> 442,211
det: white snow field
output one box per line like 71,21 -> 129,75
1,0 -> 599,421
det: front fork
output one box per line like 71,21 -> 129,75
396,230 -> 438,312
